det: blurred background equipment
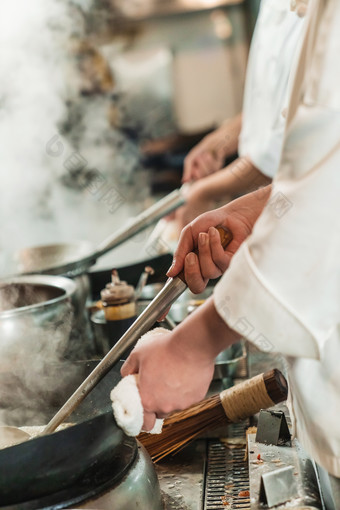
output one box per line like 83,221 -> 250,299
0,0 -> 257,276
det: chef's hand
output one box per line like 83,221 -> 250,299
173,180 -> 216,230
167,186 -> 272,293
183,146 -> 224,183
121,297 -> 240,432
182,114 -> 242,183
121,328 -> 215,431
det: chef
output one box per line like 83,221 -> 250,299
176,0 -> 305,228
121,0 -> 340,507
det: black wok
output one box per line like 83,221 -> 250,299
0,411 -> 137,509
0,361 -> 136,508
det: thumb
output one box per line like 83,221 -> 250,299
167,226 -> 196,277
142,411 -> 157,432
166,256 -> 183,278
121,353 -> 139,377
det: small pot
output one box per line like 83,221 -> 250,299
0,275 -> 76,356
0,275 -> 93,425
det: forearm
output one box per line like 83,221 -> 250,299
170,296 -> 241,362
193,157 -> 271,202
216,113 -> 243,160
183,114 -> 243,182
212,183 -> 272,234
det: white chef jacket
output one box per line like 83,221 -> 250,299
238,0 -> 305,178
215,0 -> 340,477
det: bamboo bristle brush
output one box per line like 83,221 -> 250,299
138,369 -> 288,462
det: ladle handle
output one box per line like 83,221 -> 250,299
176,226 -> 233,284
42,226 -> 232,435
94,186 -> 187,259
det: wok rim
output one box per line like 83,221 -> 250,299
16,240 -> 96,276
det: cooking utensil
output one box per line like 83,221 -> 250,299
89,253 -> 172,297
213,340 -> 247,380
168,285 -> 214,322
0,275 -> 76,312
0,275 -> 77,364
0,412 -> 136,507
163,314 -> 176,330
135,266 -> 155,299
0,426 -> 31,449
10,186 -> 186,278
139,369 -> 288,462
43,226 -> 233,434
0,362 -> 162,509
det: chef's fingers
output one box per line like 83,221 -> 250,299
197,232 -> 222,280
183,151 -> 216,183
193,152 -> 221,180
167,224 -> 196,277
142,410 -> 157,432
121,354 -> 139,377
197,152 -> 216,178
183,252 -> 208,294
182,152 -> 198,182
189,154 -> 208,181
164,210 -> 176,221
208,227 -> 230,273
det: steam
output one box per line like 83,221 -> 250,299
0,280 -> 87,426
0,0 -> 172,426
0,1 -> 94,426
0,0 -> 144,278
0,0 -> 76,269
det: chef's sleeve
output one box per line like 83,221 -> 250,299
214,103 -> 340,360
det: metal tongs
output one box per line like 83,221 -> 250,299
43,226 -> 233,434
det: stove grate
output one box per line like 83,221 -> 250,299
204,422 -> 250,510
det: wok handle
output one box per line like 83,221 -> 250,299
94,186 -> 187,259
42,226 -> 233,435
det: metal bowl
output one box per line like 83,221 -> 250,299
168,286 -> 214,323
213,341 -> 247,380
138,282 -> 165,300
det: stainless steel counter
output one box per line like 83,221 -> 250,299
156,441 -> 205,510
248,434 -> 322,509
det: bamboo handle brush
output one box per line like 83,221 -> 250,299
138,368 -> 287,462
